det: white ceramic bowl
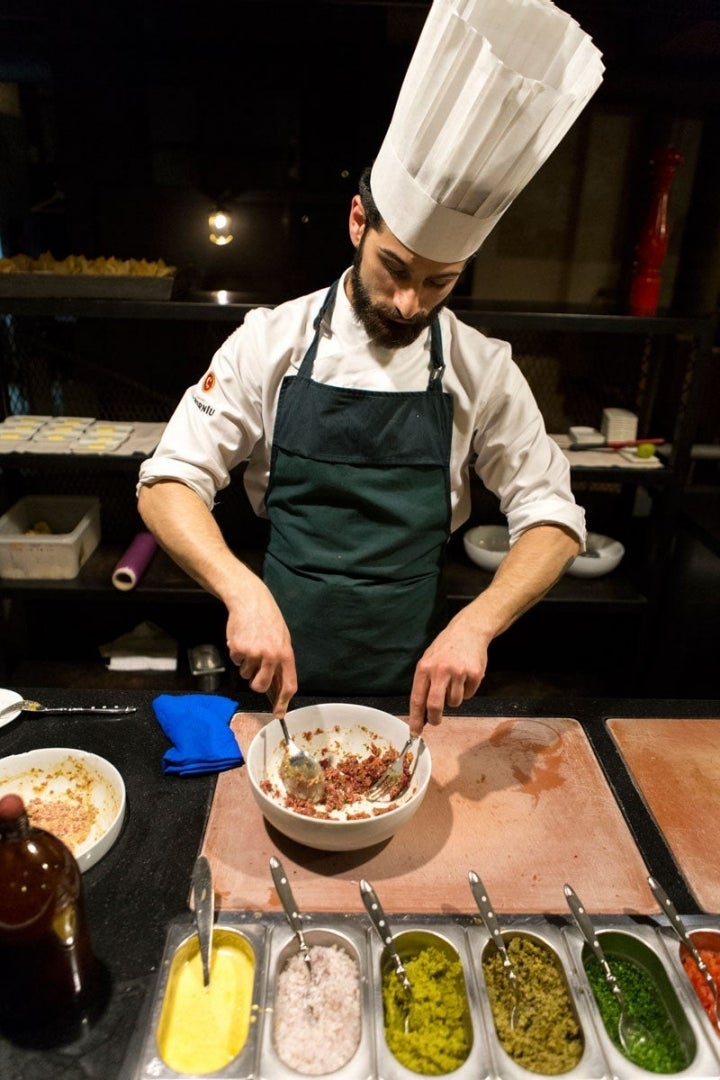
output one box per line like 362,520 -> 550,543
0,747 -> 126,871
246,703 -> 431,851
463,525 -> 510,572
567,531 -> 625,577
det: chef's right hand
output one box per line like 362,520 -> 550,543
225,579 -> 297,717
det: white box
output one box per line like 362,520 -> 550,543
0,496 -> 101,579
601,408 -> 638,442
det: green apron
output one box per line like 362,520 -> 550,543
263,279 -> 453,694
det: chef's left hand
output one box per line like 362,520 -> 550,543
407,524 -> 580,731
408,609 -> 489,732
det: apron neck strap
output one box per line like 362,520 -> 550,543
299,277 -> 446,390
427,317 -> 445,392
297,280 -> 340,379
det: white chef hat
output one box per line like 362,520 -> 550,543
370,0 -> 604,263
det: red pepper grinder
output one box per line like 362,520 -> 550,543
628,146 -> 683,317
0,793 -> 109,1048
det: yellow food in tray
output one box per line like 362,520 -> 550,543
0,251 -> 175,277
157,930 -> 255,1074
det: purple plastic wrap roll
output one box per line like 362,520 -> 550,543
111,531 -> 158,591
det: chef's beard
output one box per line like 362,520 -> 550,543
350,245 -> 445,349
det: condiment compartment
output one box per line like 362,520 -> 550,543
133,917 -> 268,1079
257,921 -> 373,1080
466,918 -> 609,1079
366,921 -> 492,1080
0,494 -> 100,579
561,918 -> 720,1079
654,917 -> 720,1057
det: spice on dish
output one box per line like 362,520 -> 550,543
382,944 -> 471,1075
273,943 -> 361,1075
482,935 -> 583,1074
680,942 -> 720,1031
22,759 -> 99,853
584,952 -> 691,1072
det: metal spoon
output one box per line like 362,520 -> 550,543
648,875 -> 720,1030
468,870 -> 522,1030
191,855 -> 214,987
0,698 -> 137,721
277,715 -> 325,803
270,855 -> 312,974
564,883 -> 651,1060
360,878 -> 413,1034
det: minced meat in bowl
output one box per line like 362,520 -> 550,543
246,703 -> 431,851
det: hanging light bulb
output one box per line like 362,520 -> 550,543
208,207 -> 233,246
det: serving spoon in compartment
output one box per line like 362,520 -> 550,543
191,855 -> 214,987
468,870 -> 523,1031
360,878 -> 414,1034
648,875 -> 720,1030
565,882 -> 651,1060
270,855 -> 313,975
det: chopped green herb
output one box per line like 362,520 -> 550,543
584,953 -> 691,1073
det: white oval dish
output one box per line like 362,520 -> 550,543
462,524 -> 510,572
246,703 -> 431,852
0,687 -> 23,730
0,747 -> 126,870
568,531 -> 625,578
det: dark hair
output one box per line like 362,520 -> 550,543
358,166 -> 384,231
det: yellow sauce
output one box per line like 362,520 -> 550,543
157,931 -> 255,1075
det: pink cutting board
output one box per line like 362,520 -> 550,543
202,713 -> 654,915
607,717 -> 720,913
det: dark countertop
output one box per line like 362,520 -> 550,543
1,688 -> 718,1079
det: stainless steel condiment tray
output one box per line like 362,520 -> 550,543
133,916 -> 268,1080
132,913 -> 720,1080
466,917 -> 609,1080
653,916 -> 720,1059
561,917 -> 720,1079
365,919 -> 493,1080
257,920 -> 374,1080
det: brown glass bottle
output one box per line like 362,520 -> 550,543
0,793 -> 108,1047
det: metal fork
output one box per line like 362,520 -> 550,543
366,733 -> 421,802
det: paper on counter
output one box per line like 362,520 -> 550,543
99,620 -> 177,671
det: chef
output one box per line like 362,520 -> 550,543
137,0 -> 604,732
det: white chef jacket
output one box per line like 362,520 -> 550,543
137,270 -> 586,547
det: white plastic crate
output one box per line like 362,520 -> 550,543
0,495 -> 101,579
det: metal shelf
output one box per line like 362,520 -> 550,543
0,294 -> 714,336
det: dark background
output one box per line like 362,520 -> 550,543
0,1 -> 717,699
1,0 -> 719,303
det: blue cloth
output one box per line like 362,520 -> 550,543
152,693 -> 244,776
